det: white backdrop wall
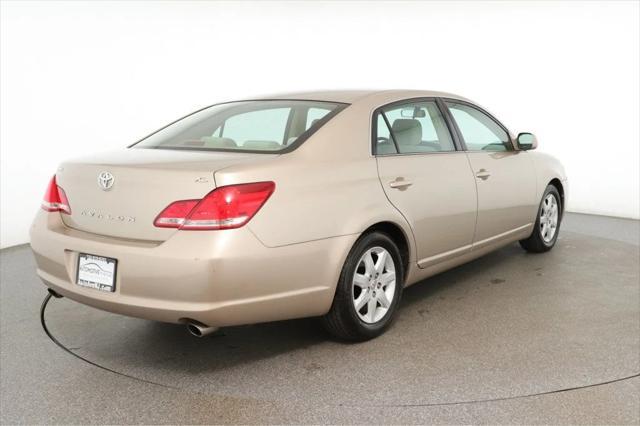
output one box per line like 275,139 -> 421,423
1,1 -> 639,248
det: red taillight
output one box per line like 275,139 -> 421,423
154,182 -> 275,230
41,175 -> 71,214
153,200 -> 199,228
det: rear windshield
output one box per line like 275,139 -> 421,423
133,100 -> 346,153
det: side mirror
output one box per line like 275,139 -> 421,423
517,132 -> 538,150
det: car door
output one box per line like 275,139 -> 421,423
375,99 -> 478,268
442,100 -> 537,246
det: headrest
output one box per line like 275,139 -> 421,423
392,119 -> 422,146
242,140 -> 282,150
200,137 -> 237,148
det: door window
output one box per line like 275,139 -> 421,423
375,101 -> 455,154
445,102 -> 511,151
374,112 -> 398,155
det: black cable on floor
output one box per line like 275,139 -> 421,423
41,292 -> 640,407
359,372 -> 640,408
40,292 -> 176,390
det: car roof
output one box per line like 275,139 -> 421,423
254,89 -> 472,105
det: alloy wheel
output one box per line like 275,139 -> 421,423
351,247 -> 396,324
540,193 -> 559,243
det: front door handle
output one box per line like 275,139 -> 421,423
389,178 -> 413,189
476,169 -> 491,180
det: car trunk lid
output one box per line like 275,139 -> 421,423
56,148 -> 276,241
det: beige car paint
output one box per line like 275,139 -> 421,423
31,211 -> 356,327
57,149 -> 278,241
376,152 -> 478,267
30,90 -> 567,328
466,150 -> 538,244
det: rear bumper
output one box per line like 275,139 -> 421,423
29,211 -> 356,327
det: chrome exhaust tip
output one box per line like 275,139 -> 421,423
186,321 -> 219,338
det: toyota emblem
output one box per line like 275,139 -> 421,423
97,171 -> 115,191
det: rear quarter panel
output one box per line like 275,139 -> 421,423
213,102 -> 416,262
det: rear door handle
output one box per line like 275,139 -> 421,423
389,178 -> 413,189
476,169 -> 491,180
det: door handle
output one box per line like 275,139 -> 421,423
476,169 -> 491,180
389,178 -> 413,189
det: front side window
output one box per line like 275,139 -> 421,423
374,100 -> 455,154
445,101 -> 511,151
134,100 -> 345,152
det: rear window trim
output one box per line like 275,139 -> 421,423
129,99 -> 349,155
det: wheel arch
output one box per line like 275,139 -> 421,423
361,221 -> 411,281
548,178 -> 565,217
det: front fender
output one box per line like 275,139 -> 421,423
531,152 -> 568,210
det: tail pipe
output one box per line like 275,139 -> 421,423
186,321 -> 219,338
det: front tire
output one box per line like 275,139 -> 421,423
321,232 -> 404,341
519,185 -> 562,253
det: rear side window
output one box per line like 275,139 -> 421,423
134,100 -> 345,152
305,107 -> 332,130
445,101 -> 511,151
374,100 -> 455,154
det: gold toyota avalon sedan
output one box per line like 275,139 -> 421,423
30,90 -> 567,340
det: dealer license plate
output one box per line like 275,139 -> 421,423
76,253 -> 117,292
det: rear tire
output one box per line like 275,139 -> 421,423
321,232 -> 404,341
519,185 -> 562,253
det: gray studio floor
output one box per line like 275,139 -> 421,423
1,213 -> 639,424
